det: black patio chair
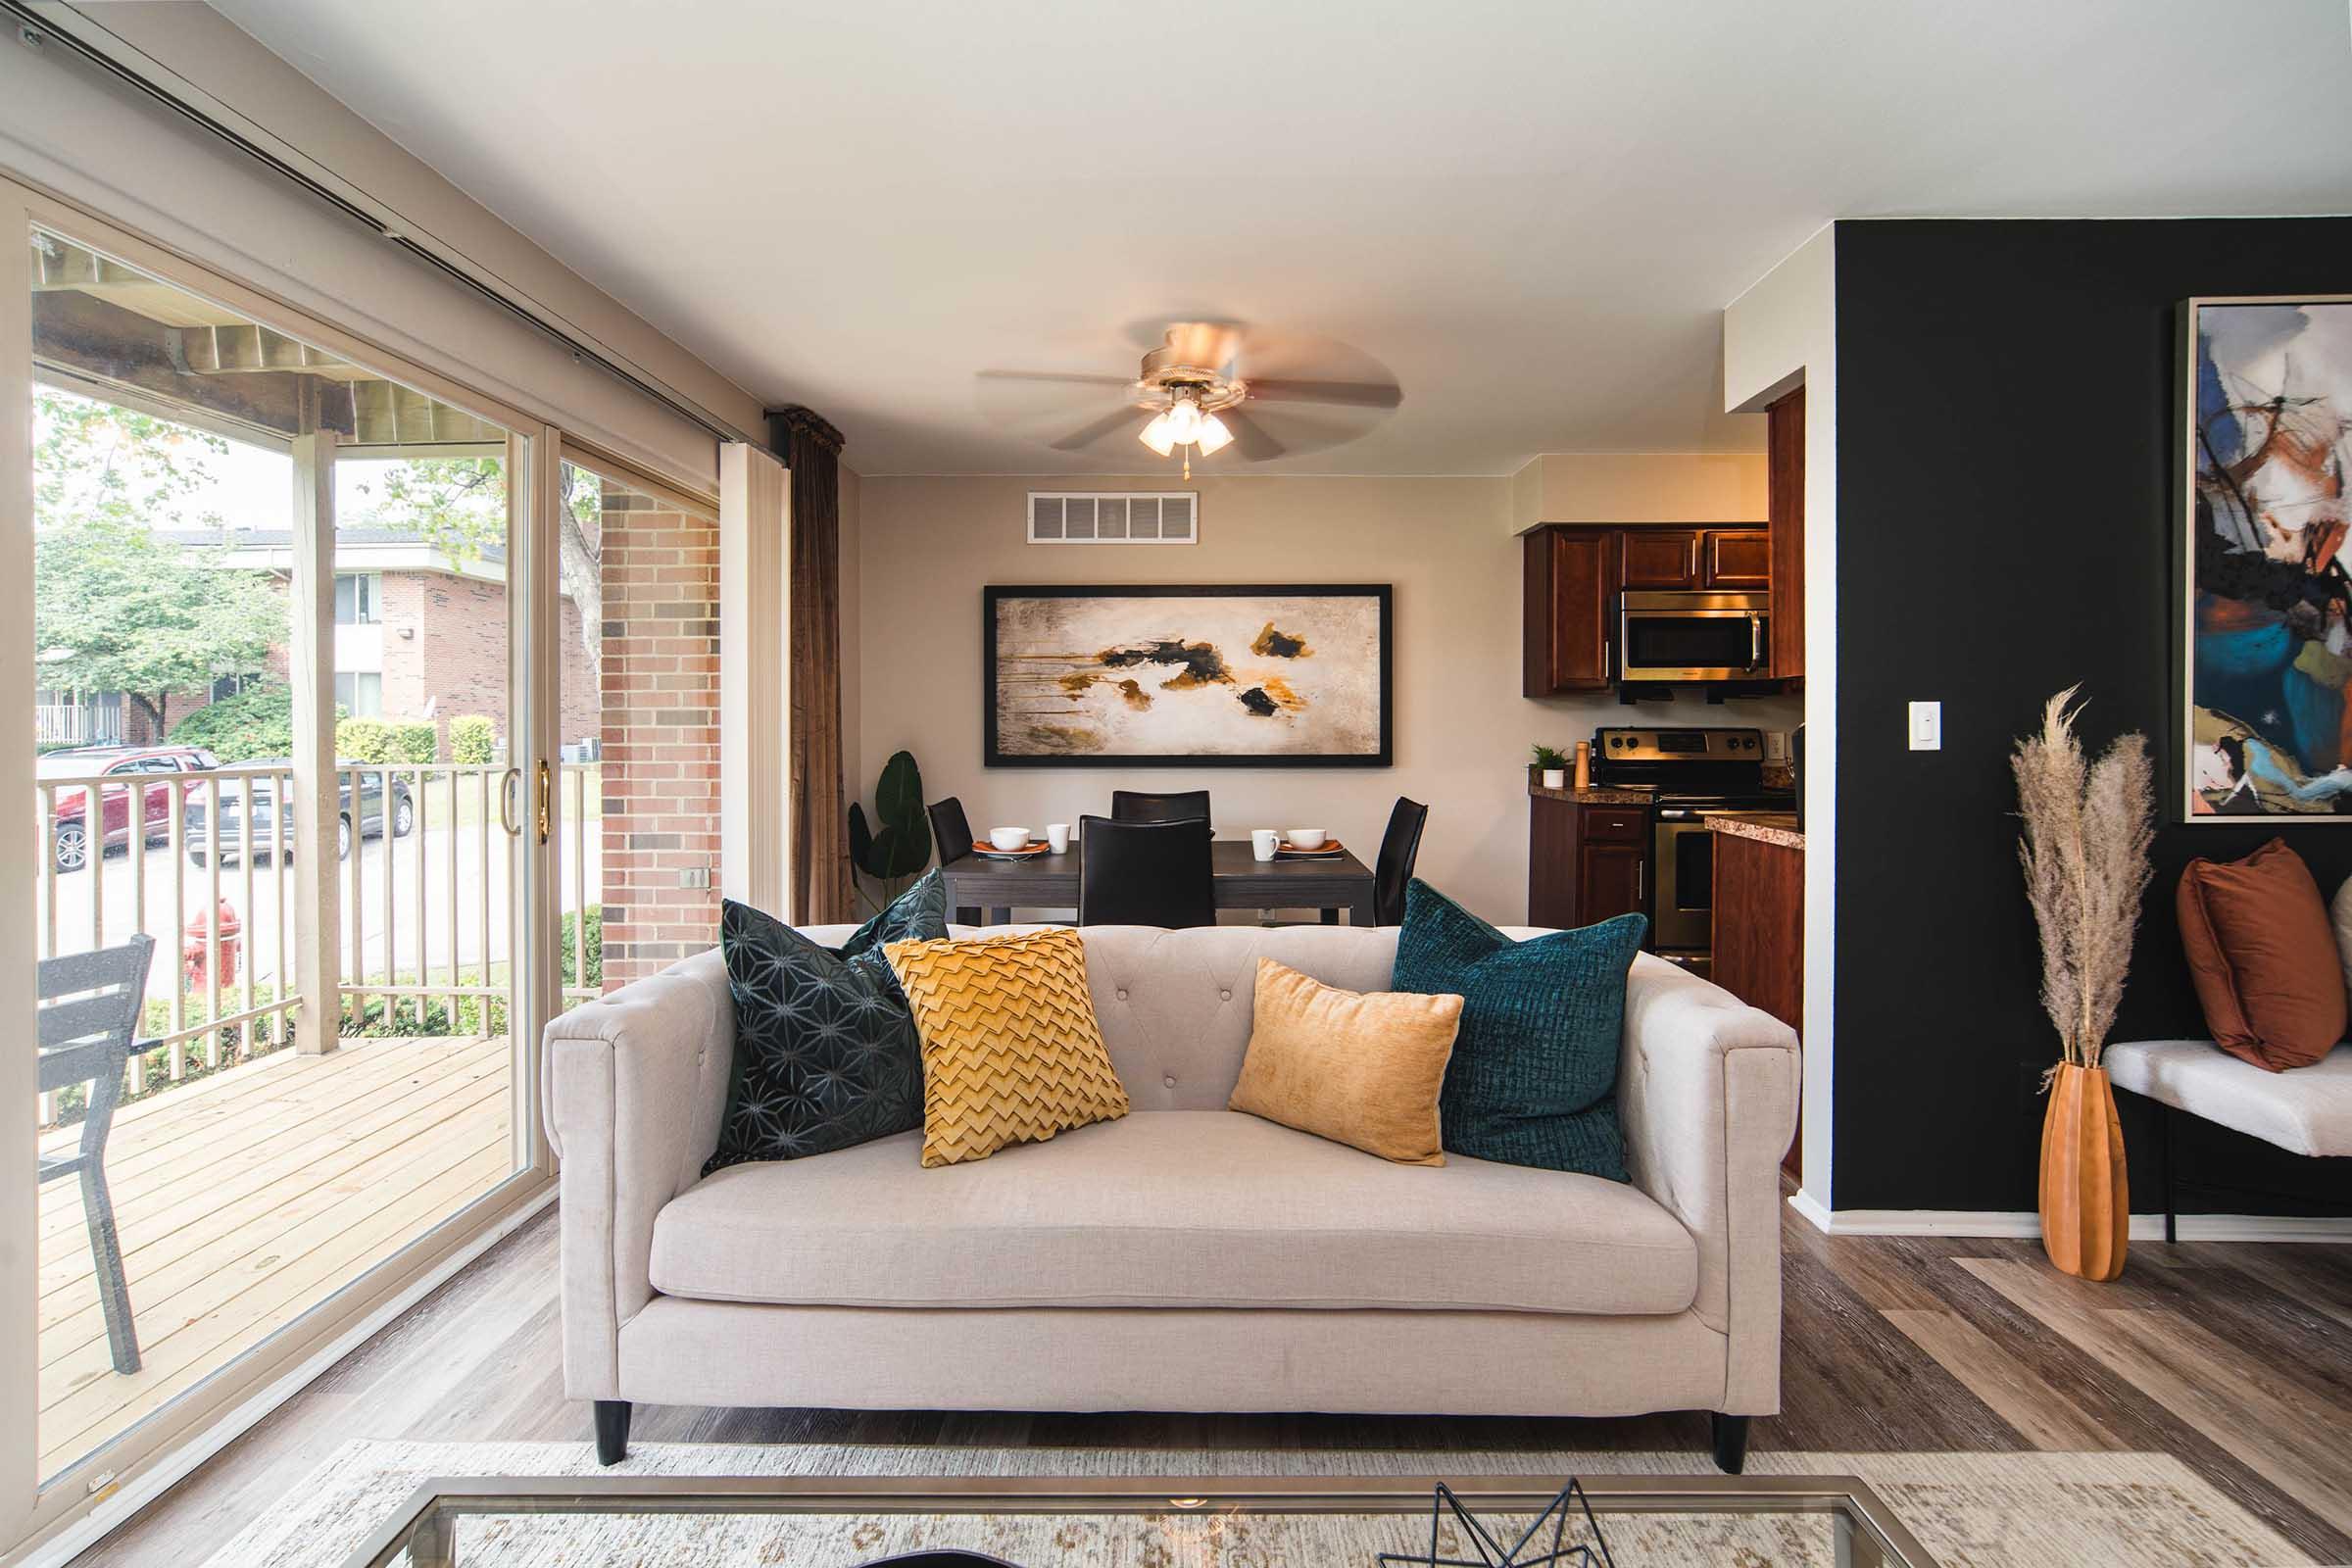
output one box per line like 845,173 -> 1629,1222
1109,789 -> 1211,825
38,933 -> 155,1376
927,797 -> 983,923
1372,796 -> 1430,925
1077,815 -> 1214,928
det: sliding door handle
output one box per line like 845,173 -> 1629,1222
499,766 -> 523,837
536,760 -> 552,845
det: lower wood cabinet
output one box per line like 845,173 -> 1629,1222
1529,795 -> 1648,930
1711,827 -> 1802,1176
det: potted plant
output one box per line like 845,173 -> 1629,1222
1531,744 -> 1570,791
2012,686 -> 2154,1282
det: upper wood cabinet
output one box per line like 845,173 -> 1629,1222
1702,529 -> 1771,589
1767,387 -> 1806,679
1522,527 -> 1617,694
1620,529 -> 1700,589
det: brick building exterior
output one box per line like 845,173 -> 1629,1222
596,481 -> 721,988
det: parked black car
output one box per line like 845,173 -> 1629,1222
184,760 -> 415,866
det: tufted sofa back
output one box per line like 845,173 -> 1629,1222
800,921 -> 1551,1112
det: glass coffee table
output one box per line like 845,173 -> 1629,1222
341,1474 -> 1940,1566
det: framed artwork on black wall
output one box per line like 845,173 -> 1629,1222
2179,294 -> 2352,822
983,584 -> 1394,767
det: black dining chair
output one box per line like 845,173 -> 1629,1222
38,933 -> 155,1376
926,797 -> 984,924
1109,789 -> 1211,825
1077,815 -> 1214,928
1372,796 -> 1430,925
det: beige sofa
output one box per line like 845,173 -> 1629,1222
543,923 -> 1800,1471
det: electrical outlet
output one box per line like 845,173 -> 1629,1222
680,865 -> 712,890
1908,700 -> 1941,751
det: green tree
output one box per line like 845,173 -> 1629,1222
33,390 -> 283,737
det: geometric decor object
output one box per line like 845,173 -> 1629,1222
985,583 -> 1393,766
1377,1480 -> 1619,1567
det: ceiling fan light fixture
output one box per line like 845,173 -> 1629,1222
1194,413 -> 1234,456
1162,394 -> 1204,446
1137,412 -> 1177,456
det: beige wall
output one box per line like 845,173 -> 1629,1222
857,466 -> 1797,924
1510,453 -> 1766,528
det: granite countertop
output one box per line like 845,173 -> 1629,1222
1705,810 -> 1804,850
1529,782 -> 1655,806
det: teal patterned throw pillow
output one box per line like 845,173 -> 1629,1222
1391,879 -> 1644,1181
707,869 -> 948,1173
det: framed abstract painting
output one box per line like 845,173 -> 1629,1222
984,584 -> 1394,766
2180,294 -> 2352,821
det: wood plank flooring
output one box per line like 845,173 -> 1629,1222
36,1037 -> 512,1477
63,1193 -> 2352,1567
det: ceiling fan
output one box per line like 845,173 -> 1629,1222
977,321 -> 1402,477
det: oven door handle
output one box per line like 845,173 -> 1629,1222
1657,808 -> 1697,820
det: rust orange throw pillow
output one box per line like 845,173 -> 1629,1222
2176,838 -> 2345,1071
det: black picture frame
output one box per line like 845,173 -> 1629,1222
983,583 -> 1395,768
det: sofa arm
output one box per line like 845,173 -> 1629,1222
541,947 -> 734,1399
1616,953 -> 1799,1413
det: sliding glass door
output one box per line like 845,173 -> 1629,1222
4,188 -> 572,1542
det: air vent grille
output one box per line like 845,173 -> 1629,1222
1029,491 -> 1197,545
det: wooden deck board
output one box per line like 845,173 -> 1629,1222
36,1037 -> 513,1478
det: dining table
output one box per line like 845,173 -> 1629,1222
940,838 -> 1379,927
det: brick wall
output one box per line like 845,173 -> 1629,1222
599,480 -> 721,987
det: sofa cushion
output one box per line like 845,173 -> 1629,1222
705,871 -> 947,1173
1393,879 -> 1644,1180
648,1109 -> 1697,1315
1228,957 -> 1463,1165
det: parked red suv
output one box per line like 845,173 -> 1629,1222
38,745 -> 219,873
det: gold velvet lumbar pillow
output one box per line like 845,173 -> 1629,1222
1228,956 -> 1464,1165
885,927 -> 1130,1167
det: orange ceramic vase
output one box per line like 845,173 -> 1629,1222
2039,1062 -> 2129,1281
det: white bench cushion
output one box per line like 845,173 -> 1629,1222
2104,1040 -> 2352,1157
649,1109 -> 1698,1315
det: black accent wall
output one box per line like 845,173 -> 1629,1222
1835,218 -> 2352,1215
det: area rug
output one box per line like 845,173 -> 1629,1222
202,1440 -> 2312,1567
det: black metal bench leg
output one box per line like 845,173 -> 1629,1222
2162,1101 -> 2179,1245
1710,1412 -> 1749,1475
81,1165 -> 139,1375
595,1399 -> 631,1465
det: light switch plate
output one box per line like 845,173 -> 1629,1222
1908,701 -> 1941,751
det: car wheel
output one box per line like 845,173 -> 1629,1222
53,822 -> 89,874
392,795 -> 416,838
189,850 -> 209,868
337,814 -> 353,860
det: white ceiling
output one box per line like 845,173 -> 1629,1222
211,0 -> 2352,477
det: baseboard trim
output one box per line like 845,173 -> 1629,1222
1785,1188 -> 1834,1235
12,1186 -> 556,1568
1795,1203 -> 2352,1242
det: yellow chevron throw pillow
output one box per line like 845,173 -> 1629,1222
885,927 -> 1130,1167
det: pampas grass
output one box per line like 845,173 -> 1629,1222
2013,686 -> 2155,1074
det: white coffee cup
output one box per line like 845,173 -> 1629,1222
1045,823 -> 1071,854
1285,827 -> 1328,851
989,826 -> 1032,852
1250,828 -> 1282,861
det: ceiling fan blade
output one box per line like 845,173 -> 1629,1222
1218,407 -> 1287,461
1050,405 -> 1148,452
1244,377 -> 1402,409
978,368 -> 1138,388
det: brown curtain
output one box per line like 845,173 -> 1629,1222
770,405 -> 856,924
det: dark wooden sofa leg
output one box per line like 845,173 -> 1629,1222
1710,1412 -> 1750,1475
595,1399 -> 631,1466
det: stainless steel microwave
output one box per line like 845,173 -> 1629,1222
1618,590 -> 1772,682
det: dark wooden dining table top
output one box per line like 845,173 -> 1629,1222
940,838 -> 1378,925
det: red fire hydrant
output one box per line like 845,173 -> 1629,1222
183,899 -> 242,990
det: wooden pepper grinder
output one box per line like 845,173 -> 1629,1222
1572,740 -> 1592,791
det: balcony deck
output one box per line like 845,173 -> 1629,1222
35,1035 -> 514,1477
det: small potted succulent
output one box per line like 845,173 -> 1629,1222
1531,744 -> 1570,791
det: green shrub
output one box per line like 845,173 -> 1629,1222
561,905 -> 603,991
172,680 -> 295,761
337,716 -> 438,763
449,713 -> 496,765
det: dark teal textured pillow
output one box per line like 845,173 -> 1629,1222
707,869 -> 948,1173
1391,879 -> 1644,1181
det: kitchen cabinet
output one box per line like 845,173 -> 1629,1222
1702,529 -> 1771,589
1529,791 -> 1648,930
1711,820 -> 1802,1177
1619,529 -> 1700,589
1521,527 -> 1617,695
1768,386 -> 1805,678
